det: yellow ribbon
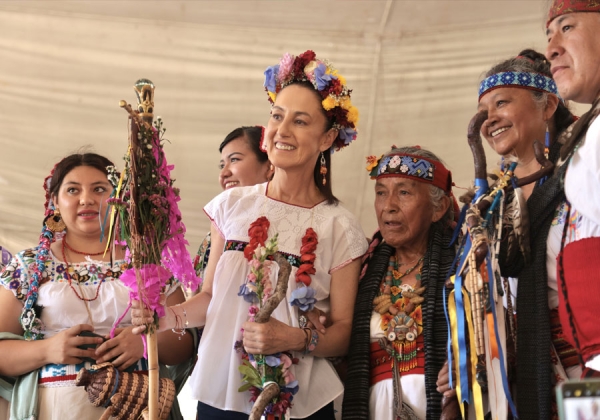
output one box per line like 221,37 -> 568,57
448,287 -> 466,419
103,145 -> 130,256
463,289 -> 485,420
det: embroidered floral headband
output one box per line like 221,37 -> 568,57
264,50 -> 359,151
366,151 -> 453,195
547,0 -> 600,27
478,71 -> 560,101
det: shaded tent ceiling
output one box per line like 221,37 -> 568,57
0,0 -> 584,255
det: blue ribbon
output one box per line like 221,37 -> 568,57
474,178 -> 489,201
486,255 -> 519,418
449,204 -> 468,246
455,236 -> 472,405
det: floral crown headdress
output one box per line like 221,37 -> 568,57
264,50 -> 359,151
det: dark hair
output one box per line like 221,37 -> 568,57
218,126 -> 269,164
282,81 -> 338,205
485,48 -> 575,137
49,153 -> 115,198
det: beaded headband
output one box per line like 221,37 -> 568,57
366,152 -> 453,195
547,0 -> 600,27
264,50 -> 358,151
478,71 -> 559,101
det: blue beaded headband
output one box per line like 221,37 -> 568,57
478,71 -> 559,101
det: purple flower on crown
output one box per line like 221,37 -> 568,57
314,63 -> 337,91
264,65 -> 280,93
278,53 -> 294,81
338,127 -> 357,147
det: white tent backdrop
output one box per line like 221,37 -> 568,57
0,0 -> 584,255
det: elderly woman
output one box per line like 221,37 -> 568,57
342,146 -> 455,420
546,0 -> 600,378
133,50 -> 367,420
474,48 -> 578,419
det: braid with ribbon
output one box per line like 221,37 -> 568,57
20,165 -> 62,340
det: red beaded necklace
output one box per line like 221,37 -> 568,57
63,238 -> 105,256
61,239 -> 104,302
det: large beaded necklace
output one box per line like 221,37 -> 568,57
372,254 -> 426,372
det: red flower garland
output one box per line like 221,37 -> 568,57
296,228 -> 318,286
244,216 -> 270,261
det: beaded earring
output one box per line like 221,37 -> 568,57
45,208 -> 67,232
319,152 -> 327,186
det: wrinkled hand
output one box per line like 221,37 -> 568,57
95,327 -> 144,370
436,360 -> 457,398
242,317 -> 298,355
130,295 -> 167,335
46,324 -> 102,365
300,308 -> 327,334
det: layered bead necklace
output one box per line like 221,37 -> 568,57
372,253 -> 426,372
61,239 -> 105,302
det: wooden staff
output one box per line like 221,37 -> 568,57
120,79 -> 160,420
249,254 -> 291,420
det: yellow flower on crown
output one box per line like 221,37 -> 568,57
304,61 -> 319,74
322,96 -> 338,111
268,91 -> 276,103
347,106 -> 359,124
339,97 -> 352,110
330,69 -> 347,86
366,155 -> 381,172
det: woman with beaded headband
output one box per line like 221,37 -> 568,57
343,146 -> 456,420
546,0 -> 600,388
467,49 -> 578,419
132,50 -> 367,420
0,152 -> 193,420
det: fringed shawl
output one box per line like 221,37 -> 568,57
343,223 -> 455,420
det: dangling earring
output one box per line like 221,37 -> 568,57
45,208 -> 66,232
320,152 -> 327,186
544,123 -> 550,160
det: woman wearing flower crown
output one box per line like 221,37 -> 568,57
132,50 -> 368,419
471,49 -> 579,419
0,152 -> 193,420
342,146 -> 456,420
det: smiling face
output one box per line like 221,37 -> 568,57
264,84 -> 337,174
218,136 -> 272,190
52,165 -> 112,240
478,87 -> 550,157
375,177 -> 446,250
546,12 -> 600,104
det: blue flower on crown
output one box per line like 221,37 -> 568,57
264,65 -> 280,93
501,72 -> 515,84
517,72 -> 532,86
534,74 -> 546,89
314,63 -> 337,91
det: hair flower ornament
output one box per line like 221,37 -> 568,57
264,50 -> 359,151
